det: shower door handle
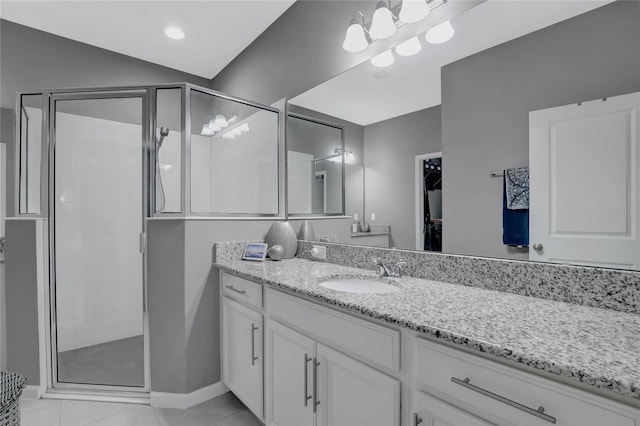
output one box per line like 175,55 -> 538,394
139,232 -> 147,254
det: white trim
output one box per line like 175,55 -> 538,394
150,381 -> 229,409
22,385 -> 46,400
414,152 -> 442,250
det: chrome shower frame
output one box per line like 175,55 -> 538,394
14,82 -> 286,399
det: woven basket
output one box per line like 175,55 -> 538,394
0,372 -> 27,426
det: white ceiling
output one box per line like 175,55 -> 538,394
0,0 -> 296,79
289,0 -> 613,126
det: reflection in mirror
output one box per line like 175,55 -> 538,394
288,1 -> 640,270
287,114 -> 346,216
189,89 -> 279,215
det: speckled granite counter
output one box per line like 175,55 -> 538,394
214,257 -> 640,405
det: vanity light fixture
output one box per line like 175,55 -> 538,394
341,0 -> 451,59
329,148 -> 356,164
201,124 -> 215,136
214,114 -> 229,128
425,19 -> 454,44
164,26 -> 185,40
369,1 -> 397,40
395,36 -> 422,56
371,49 -> 395,67
342,13 -> 369,53
399,0 -> 430,24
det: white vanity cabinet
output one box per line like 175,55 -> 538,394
221,273 -> 264,420
265,318 -> 401,426
264,288 -> 401,426
412,338 -> 638,426
219,270 -> 640,426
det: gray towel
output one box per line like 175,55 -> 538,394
505,167 -> 529,210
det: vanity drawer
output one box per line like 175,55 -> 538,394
221,272 -> 262,309
414,338 -> 635,425
265,288 -> 400,371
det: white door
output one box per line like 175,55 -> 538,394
414,391 -> 494,426
316,343 -> 400,426
221,297 -> 263,419
529,92 -> 640,269
266,319 -> 316,426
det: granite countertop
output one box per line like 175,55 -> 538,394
214,258 -> 640,404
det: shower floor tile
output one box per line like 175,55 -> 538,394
57,335 -> 144,387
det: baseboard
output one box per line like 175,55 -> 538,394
150,381 -> 229,409
22,385 -> 45,400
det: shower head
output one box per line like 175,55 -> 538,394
157,127 -> 170,147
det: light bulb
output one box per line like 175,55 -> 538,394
208,119 -> 221,132
238,123 -> 250,132
369,2 -> 397,40
222,132 -> 235,139
371,49 -> 395,67
231,128 -> 242,136
164,26 -> 185,40
425,20 -> 454,44
227,115 -> 238,124
399,0 -> 430,24
342,21 -> 369,53
214,114 -> 228,128
395,36 -> 422,56
201,124 -> 214,136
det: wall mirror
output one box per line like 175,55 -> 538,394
286,113 -> 348,216
287,0 -> 640,270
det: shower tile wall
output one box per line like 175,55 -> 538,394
55,111 -> 142,352
190,110 -> 279,214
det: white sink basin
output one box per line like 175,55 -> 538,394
319,278 -> 400,294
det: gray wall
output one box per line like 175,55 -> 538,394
364,106 -> 442,249
148,217 -> 351,393
4,219 -> 41,386
0,19 -> 209,109
441,1 -> 640,260
211,1 -> 377,106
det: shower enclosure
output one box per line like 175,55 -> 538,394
16,83 -> 283,394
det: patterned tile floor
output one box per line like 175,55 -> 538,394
20,392 -> 262,426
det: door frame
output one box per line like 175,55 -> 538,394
415,152 -> 442,250
47,90 -> 151,394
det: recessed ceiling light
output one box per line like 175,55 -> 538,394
164,26 -> 185,40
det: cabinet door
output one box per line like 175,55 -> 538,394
266,319 -> 316,426
316,344 -> 400,426
415,391 -> 494,426
221,297 -> 263,419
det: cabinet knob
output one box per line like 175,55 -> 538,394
532,243 -> 543,251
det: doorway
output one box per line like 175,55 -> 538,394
49,92 -> 149,391
415,152 -> 442,251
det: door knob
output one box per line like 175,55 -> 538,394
532,243 -> 543,251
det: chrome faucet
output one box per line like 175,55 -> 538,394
373,258 -> 407,278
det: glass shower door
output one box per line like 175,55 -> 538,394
51,93 -> 148,389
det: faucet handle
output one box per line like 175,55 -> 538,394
395,261 -> 407,277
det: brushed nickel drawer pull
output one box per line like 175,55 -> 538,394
304,354 -> 312,407
451,377 -> 556,424
313,357 -> 320,413
251,324 -> 259,365
225,285 -> 246,295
